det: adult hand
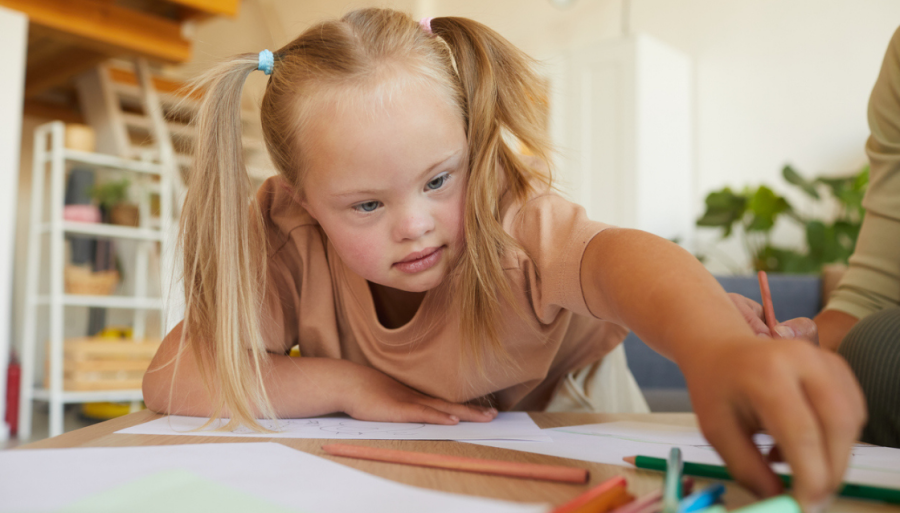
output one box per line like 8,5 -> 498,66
682,336 -> 866,511
338,363 -> 497,424
728,293 -> 819,344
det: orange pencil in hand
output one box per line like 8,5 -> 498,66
757,270 -> 778,335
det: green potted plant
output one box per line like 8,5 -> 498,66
696,164 -> 868,273
90,178 -> 139,227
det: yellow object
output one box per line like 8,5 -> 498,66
97,326 -> 133,339
81,402 -> 142,420
289,346 -> 301,357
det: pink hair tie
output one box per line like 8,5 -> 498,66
419,17 -> 433,34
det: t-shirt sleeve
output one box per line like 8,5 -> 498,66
260,249 -> 300,354
507,192 -> 615,322
825,27 -> 900,319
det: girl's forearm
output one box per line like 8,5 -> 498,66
142,322 -> 351,418
580,228 -> 755,366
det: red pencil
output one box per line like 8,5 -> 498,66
757,270 -> 778,335
321,443 -> 589,484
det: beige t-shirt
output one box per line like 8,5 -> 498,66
256,176 -> 628,411
826,26 -> 900,319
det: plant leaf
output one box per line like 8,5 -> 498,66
783,165 -> 820,199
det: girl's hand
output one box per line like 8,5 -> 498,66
728,293 -> 819,343
338,363 -> 498,424
682,336 -> 866,510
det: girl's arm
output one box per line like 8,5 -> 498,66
580,228 -> 866,510
142,321 -> 496,423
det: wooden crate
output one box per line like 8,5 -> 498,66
44,337 -> 161,391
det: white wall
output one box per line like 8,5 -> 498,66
0,6 -> 27,441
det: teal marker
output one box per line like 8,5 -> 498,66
662,447 -> 684,513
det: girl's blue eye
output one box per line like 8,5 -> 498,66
354,201 -> 381,213
426,172 -> 450,191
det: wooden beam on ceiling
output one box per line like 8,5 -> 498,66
166,0 -> 240,18
25,45 -> 109,99
23,99 -> 84,124
0,0 -> 191,64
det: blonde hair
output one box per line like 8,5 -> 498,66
179,8 -> 553,429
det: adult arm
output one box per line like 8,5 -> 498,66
581,228 -> 866,510
821,27 -> 900,344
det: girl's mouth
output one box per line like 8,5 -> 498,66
393,246 -> 444,274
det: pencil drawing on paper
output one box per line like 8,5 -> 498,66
224,418 -> 428,437
317,420 -> 427,436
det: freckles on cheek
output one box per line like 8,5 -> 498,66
334,231 -> 384,274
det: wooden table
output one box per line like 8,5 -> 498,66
15,411 -> 896,512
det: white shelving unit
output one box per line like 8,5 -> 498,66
18,121 -> 172,438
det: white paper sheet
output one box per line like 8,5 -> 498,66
465,422 -> 900,489
115,411 -> 551,441
0,442 -> 547,513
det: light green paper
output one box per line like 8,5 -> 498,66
57,468 -> 301,513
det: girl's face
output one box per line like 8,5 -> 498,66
301,79 -> 468,293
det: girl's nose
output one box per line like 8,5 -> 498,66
394,207 -> 435,241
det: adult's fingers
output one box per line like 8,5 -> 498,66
728,293 -> 771,336
699,405 -> 783,498
774,318 -> 819,344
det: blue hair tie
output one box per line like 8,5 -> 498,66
258,49 -> 274,75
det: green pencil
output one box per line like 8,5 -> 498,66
624,455 -> 900,505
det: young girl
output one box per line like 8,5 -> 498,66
143,8 -> 864,510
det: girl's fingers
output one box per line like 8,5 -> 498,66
801,353 -> 866,490
396,402 -> 461,425
752,363 -> 832,507
423,398 -> 497,422
699,406 -> 783,497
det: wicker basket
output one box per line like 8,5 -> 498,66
44,337 -> 161,391
64,265 -> 119,295
110,203 -> 139,227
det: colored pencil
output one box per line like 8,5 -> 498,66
662,447 -> 684,513
610,478 -> 694,513
551,476 -> 631,513
678,483 -> 725,513
321,443 -> 589,484
757,270 -> 778,334
624,455 -> 900,504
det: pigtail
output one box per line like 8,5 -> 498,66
178,55 -> 275,431
430,17 -> 554,368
